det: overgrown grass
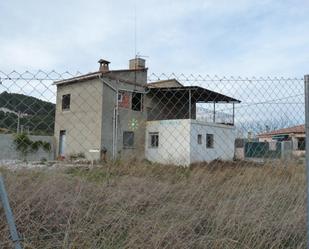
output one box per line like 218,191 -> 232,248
0,160 -> 306,248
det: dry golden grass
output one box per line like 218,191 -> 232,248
0,160 -> 306,249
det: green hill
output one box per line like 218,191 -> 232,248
0,91 -> 55,135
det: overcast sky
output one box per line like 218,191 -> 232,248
1,0 -> 308,77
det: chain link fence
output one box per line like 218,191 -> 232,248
0,70 -> 304,165
0,68 -> 306,248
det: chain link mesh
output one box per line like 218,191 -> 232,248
0,70 -> 304,164
0,70 -> 306,248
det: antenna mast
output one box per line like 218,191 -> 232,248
134,3 -> 137,59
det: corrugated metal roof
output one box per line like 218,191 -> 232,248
147,86 -> 241,103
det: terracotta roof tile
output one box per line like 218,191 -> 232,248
258,124 -> 305,137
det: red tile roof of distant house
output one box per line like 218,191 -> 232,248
258,124 -> 305,138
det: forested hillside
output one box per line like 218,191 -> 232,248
0,91 -> 55,135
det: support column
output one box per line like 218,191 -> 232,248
232,103 -> 235,125
304,74 -> 309,249
213,102 -> 216,123
189,89 -> 192,119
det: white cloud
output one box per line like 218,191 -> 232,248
0,40 -> 57,70
0,0 -> 308,77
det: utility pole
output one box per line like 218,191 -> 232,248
16,111 -> 20,134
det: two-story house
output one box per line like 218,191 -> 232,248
54,58 -> 240,165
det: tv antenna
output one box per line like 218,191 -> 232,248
134,3 -> 137,58
135,52 -> 149,59
133,4 -> 149,61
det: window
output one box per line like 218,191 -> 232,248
298,137 -> 306,150
149,132 -> 159,148
123,131 -> 134,148
62,94 -> 71,110
197,134 -> 202,144
206,134 -> 214,148
118,92 -> 123,102
132,92 -> 142,111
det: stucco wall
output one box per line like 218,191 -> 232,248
54,78 -> 103,159
145,120 -> 191,165
0,134 -> 55,161
190,120 -> 236,163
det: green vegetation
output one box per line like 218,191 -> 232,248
0,91 -> 55,135
0,161 -> 305,248
13,133 -> 51,158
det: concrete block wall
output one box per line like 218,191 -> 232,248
0,134 -> 55,161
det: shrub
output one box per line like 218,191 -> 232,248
13,133 -> 51,159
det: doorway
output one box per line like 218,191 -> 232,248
59,130 -> 66,156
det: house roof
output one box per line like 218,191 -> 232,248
147,86 -> 241,103
53,68 -> 148,86
258,124 -> 305,137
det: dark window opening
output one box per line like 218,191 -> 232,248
149,132 -> 159,148
298,137 -> 306,150
197,134 -> 202,144
118,92 -> 123,102
123,131 -> 134,148
132,92 -> 142,111
206,134 -> 214,148
62,94 -> 71,110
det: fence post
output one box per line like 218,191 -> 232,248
305,74 -> 309,249
0,174 -> 22,249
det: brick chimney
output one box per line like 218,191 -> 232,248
129,58 -> 145,70
98,59 -> 110,72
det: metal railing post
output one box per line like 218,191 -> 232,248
0,174 -> 22,249
305,74 -> 309,249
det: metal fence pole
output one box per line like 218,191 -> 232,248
305,74 -> 309,249
0,174 -> 22,249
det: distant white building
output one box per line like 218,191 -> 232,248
0,107 -> 29,117
257,124 -> 305,157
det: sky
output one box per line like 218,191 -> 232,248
0,0 -> 309,77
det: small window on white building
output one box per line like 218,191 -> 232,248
206,134 -> 214,148
149,132 -> 159,148
123,131 -> 134,148
197,134 -> 202,144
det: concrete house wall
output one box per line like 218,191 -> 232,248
101,78 -> 147,160
145,120 -> 191,165
54,79 -> 103,159
190,120 -> 236,163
